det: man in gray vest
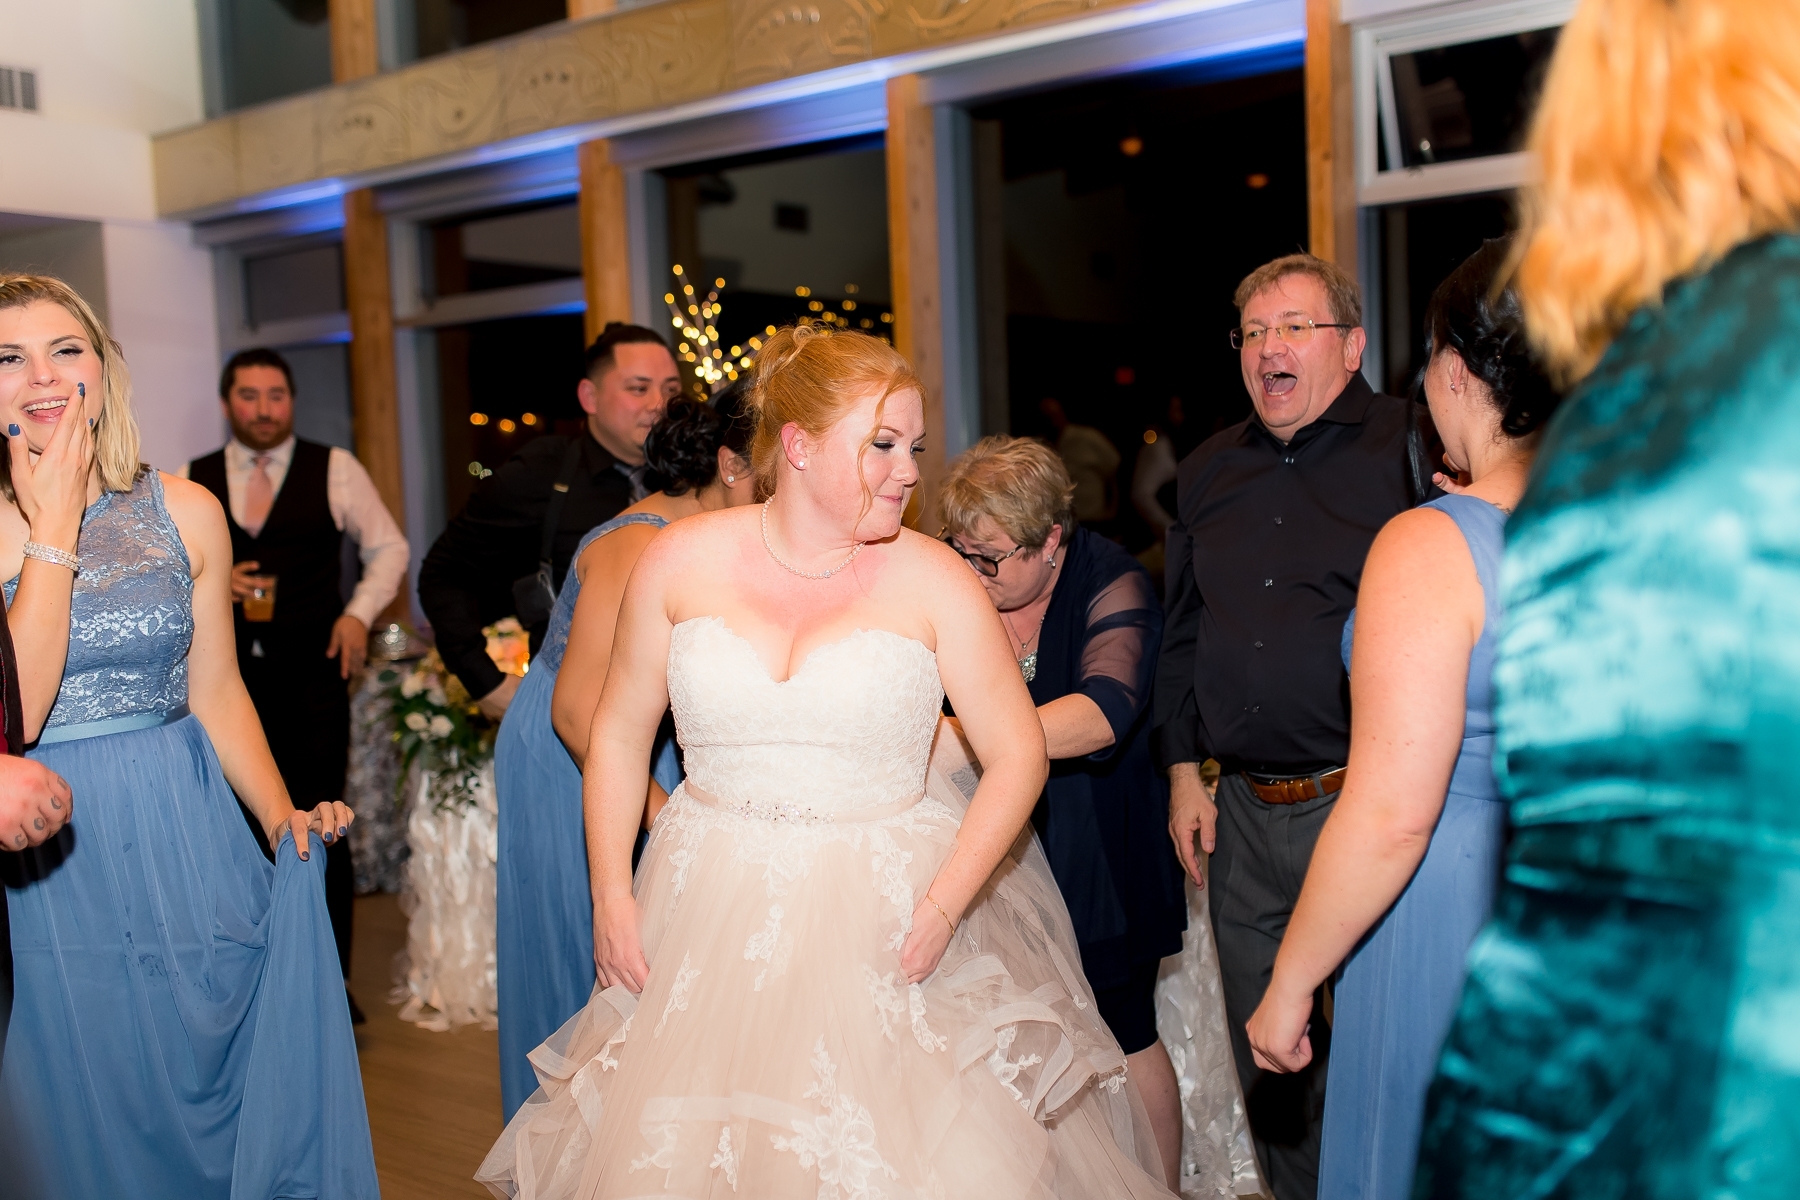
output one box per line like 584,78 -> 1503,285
185,348 -> 409,1022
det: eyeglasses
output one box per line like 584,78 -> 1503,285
940,532 -> 1025,578
1231,319 -> 1355,350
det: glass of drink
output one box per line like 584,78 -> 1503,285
243,576 -> 278,622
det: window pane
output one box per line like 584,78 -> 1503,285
399,0 -> 566,62
217,0 -> 333,112
662,140 -> 892,390
244,240 -> 345,326
1388,27 -> 1561,169
425,202 -> 582,298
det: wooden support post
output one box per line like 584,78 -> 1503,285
341,189 -> 407,531
331,0 -> 408,622
328,0 -> 380,84
885,75 -> 947,531
1306,0 -> 1357,275
567,0 -> 618,17
577,139 -> 633,345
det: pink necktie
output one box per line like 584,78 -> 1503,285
243,454 -> 274,536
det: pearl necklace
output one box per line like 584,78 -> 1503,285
761,500 -> 862,580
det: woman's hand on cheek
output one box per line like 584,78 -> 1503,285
9,384 -> 95,548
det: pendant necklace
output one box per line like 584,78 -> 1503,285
761,500 -> 862,579
1003,605 -> 1048,683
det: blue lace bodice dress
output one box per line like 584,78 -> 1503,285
496,512 -> 682,1119
0,470 -> 377,1199
1413,234 -> 1800,1200
1318,494 -> 1507,1200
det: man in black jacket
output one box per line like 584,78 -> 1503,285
418,323 -> 682,718
1154,255 -> 1420,1200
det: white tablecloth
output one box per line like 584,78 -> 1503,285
391,761 -> 500,1032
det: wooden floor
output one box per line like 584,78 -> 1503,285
350,893 -> 502,1199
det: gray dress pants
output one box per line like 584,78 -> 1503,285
1210,772 -> 1338,1200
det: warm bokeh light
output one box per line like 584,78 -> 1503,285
521,413 -> 538,426
469,412 -> 489,426
497,418 -> 516,433
1120,135 -> 1144,156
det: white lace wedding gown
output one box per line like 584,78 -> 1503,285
478,616 -> 1174,1198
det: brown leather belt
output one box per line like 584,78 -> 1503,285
1243,767 -> 1347,805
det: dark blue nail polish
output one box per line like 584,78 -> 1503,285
7,425 -> 17,437
77,383 -> 84,399
339,826 -> 348,836
88,418 -> 94,428
300,851 -> 309,860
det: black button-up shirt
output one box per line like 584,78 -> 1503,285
1153,374 -> 1416,773
418,431 -> 634,698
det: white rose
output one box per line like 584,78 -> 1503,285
428,714 -> 454,738
401,675 -> 425,699
404,712 -> 428,732
427,686 -> 449,708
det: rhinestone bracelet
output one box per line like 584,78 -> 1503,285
22,541 -> 78,572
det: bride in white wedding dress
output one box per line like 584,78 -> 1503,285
477,327 -> 1175,1199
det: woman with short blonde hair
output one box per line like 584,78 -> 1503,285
1408,1 -> 1800,1196
939,435 -> 1191,1191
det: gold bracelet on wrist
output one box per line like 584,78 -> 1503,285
22,541 -> 78,572
925,893 -> 956,935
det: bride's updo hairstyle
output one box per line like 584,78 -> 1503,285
744,325 -> 922,497
0,273 -> 143,502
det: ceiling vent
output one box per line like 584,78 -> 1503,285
0,67 -> 38,113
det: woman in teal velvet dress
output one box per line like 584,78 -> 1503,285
496,395 -> 755,1117
1411,2 -> 1800,1196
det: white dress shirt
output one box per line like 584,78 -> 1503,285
180,436 -> 410,628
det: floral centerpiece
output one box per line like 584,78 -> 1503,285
378,618 -> 529,813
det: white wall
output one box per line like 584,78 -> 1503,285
0,0 -> 221,471
103,222 -> 224,471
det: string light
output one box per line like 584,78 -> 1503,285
521,412 -> 539,426
469,412 -> 489,426
664,264 -> 748,393
498,418 -> 517,433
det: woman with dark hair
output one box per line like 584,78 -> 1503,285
495,393 -> 757,1118
1244,238 -> 1559,1200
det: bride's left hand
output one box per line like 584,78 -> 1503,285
901,899 -> 955,984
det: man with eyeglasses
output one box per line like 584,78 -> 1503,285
1154,253 -> 1426,1200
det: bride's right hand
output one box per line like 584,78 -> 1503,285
593,893 -> 649,993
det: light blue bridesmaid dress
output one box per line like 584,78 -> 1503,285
494,512 -> 681,1119
1318,493 -> 1508,1200
0,470 -> 377,1199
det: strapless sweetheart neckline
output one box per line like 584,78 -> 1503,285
674,614 -> 933,686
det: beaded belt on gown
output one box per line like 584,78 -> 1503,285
679,779 -> 924,824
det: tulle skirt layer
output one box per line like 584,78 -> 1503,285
479,752 -> 1172,1199
0,715 -> 377,1199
